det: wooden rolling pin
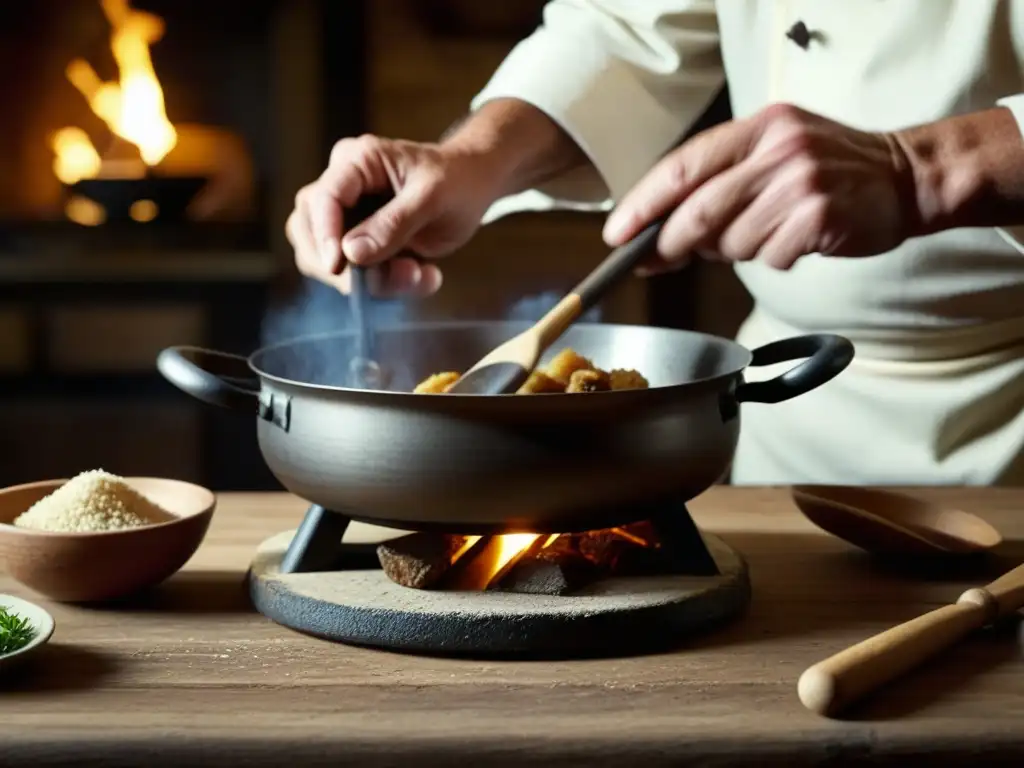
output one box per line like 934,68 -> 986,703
798,560 -> 1024,717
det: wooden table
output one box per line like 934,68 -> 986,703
2,487 -> 1022,767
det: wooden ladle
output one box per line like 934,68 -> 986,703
791,485 -> 1002,555
799,559 -> 1024,717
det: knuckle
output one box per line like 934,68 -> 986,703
369,206 -> 403,240
683,195 -> 716,236
663,154 -> 693,198
330,134 -> 383,165
792,158 -> 826,195
780,129 -> 816,157
354,133 -> 384,154
761,102 -> 803,126
328,137 -> 355,167
803,195 -> 832,233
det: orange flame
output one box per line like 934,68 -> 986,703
50,0 -> 177,190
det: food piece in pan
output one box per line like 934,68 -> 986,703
516,370 -> 566,394
413,371 -> 460,394
608,368 -> 649,390
414,347 -> 650,395
545,348 -> 595,384
566,369 -> 611,393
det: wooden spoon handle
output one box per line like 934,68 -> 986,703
532,220 -> 664,349
798,597 -> 991,717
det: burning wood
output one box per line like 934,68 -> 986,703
376,532 -> 479,589
489,541 -> 598,596
377,524 -> 662,595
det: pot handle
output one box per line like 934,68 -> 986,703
735,334 -> 854,404
157,346 -> 260,411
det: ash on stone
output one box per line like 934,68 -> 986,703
377,532 -> 470,589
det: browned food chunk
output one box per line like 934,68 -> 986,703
516,370 -> 566,394
377,532 -> 472,589
414,371 -> 460,394
413,347 -> 649,396
608,368 -> 650,390
544,348 -> 595,384
566,369 -> 611,393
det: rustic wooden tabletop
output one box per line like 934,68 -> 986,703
1,486 -> 1022,767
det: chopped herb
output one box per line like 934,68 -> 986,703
0,606 -> 35,655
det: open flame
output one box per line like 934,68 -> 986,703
447,529 -> 655,590
50,0 -> 177,223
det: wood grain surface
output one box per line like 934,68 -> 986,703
1,486 -> 1023,767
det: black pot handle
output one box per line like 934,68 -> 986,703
157,346 -> 260,411
735,334 -> 854,404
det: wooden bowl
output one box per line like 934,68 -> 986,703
0,478 -> 215,603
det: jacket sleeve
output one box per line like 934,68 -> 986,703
470,0 -> 724,223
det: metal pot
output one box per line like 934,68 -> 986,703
157,321 -> 853,533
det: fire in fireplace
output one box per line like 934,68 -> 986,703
50,0 -> 254,227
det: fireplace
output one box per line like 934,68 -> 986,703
0,0 -> 366,489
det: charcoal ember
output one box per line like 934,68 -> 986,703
576,530 -> 633,568
377,533 -> 469,589
575,527 -> 662,576
490,549 -> 599,595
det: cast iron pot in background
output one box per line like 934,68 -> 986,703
157,321 -> 853,534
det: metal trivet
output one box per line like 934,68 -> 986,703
247,497 -> 751,657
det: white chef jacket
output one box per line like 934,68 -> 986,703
470,0 -> 1024,486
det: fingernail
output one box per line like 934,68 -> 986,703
319,237 -> 340,271
343,235 -> 376,264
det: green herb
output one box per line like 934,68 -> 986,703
0,606 -> 35,655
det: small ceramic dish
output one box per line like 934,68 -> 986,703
791,484 -> 1002,556
0,477 -> 216,602
0,594 -> 55,672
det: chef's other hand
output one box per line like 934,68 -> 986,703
602,103 -> 916,272
287,135 -> 496,296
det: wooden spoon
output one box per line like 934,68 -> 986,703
791,485 -> 1002,555
798,559 -> 1024,717
446,218 -> 664,394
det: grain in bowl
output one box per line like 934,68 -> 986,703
13,469 -> 175,533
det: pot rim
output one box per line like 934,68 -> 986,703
246,319 -> 754,398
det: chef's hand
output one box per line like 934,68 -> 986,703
286,135 -> 498,296
602,104 -> 917,272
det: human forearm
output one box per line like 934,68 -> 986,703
440,97 -> 587,200
891,106 -> 1024,236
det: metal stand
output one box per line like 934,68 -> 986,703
279,505 -> 352,574
278,496 -> 719,577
